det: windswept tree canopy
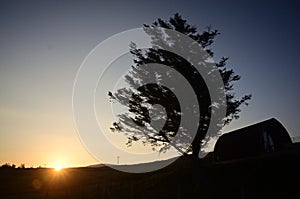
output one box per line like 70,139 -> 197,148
109,13 -> 251,157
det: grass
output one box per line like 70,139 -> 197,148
1,149 -> 300,199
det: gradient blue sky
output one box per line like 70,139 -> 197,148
0,0 -> 299,167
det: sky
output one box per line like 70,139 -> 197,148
0,0 -> 300,168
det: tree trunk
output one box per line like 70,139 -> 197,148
192,142 -> 201,159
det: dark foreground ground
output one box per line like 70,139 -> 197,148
1,148 -> 300,199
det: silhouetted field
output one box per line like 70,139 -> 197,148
1,148 -> 300,199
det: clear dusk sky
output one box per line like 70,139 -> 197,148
0,0 -> 299,168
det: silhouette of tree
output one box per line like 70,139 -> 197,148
0,163 -> 16,169
1,163 -> 12,168
109,13 -> 251,158
19,163 -> 26,169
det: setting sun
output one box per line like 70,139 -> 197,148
54,165 -> 64,172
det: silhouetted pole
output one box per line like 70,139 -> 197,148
117,156 -> 120,165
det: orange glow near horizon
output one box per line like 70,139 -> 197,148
53,165 -> 64,171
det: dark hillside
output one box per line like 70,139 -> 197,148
1,148 -> 300,199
